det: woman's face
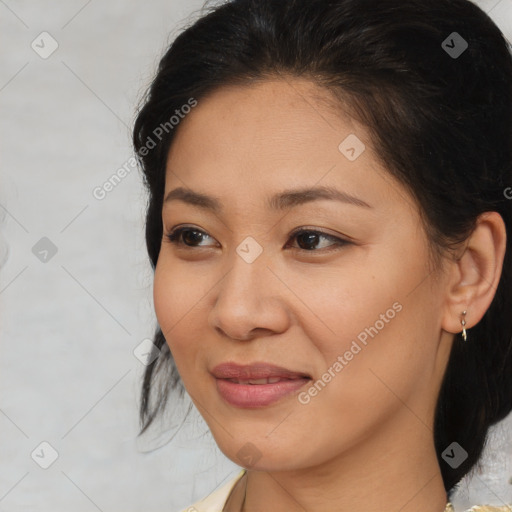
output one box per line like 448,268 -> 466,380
153,78 -> 454,471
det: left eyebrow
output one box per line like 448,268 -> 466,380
163,185 -> 372,213
268,185 -> 372,210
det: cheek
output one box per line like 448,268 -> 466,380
287,260 -> 402,355
153,260 -> 204,369
293,247 -> 435,399
153,260 -> 177,337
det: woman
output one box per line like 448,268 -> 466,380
132,0 -> 512,510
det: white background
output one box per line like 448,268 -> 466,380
1,1 -> 511,511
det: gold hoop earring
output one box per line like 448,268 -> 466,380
461,310 -> 467,341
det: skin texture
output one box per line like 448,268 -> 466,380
153,78 -> 506,512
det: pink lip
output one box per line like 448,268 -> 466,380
211,362 -> 312,408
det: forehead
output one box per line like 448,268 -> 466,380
169,80 -> 357,164
163,78 -> 404,216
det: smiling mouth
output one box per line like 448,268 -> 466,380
214,375 -> 312,408
210,361 -> 313,407
226,377 -> 311,385
211,361 -> 312,380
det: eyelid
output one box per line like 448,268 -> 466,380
165,225 -> 218,247
287,225 -> 350,241
285,227 -> 350,252
165,224 -> 351,252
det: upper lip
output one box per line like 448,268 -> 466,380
211,362 -> 311,380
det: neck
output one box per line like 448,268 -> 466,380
227,410 -> 448,512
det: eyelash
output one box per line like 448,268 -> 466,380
165,226 -> 350,253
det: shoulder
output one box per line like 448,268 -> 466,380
465,506 -> 512,511
176,469 -> 246,512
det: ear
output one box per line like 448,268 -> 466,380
441,211 -> 507,336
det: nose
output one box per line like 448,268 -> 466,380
208,249 -> 291,341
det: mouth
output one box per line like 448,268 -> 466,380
225,377 -> 308,385
211,362 -> 312,408
211,361 -> 312,380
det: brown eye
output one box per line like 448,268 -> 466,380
166,227 -> 216,247
165,226 -> 349,253
287,229 -> 349,252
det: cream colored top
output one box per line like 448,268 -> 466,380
178,469 -> 245,512
178,469 -> 512,512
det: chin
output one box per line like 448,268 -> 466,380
213,435 -> 313,473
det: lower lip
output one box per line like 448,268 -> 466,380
215,377 -> 311,408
